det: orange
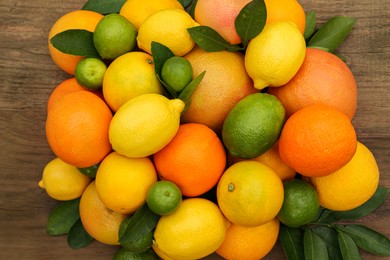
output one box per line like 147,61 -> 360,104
79,181 -> 128,245
279,104 -> 357,177
153,123 -> 226,197
216,218 -> 280,260
46,91 -> 112,168
268,48 -> 357,119
182,47 -> 257,134
310,142 -> 379,211
48,10 -> 103,75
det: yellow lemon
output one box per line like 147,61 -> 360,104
103,51 -> 163,112
39,157 -> 91,201
95,152 -> 157,214
137,9 -> 199,56
109,93 -> 185,158
245,21 -> 306,90
153,198 -> 227,260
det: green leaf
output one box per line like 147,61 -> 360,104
151,41 -> 175,76
178,71 -> 206,114
47,198 -> 80,236
304,11 -> 317,40
338,231 -> 362,260
67,218 -> 94,249
118,204 -> 160,243
50,29 -> 100,58
312,226 -> 343,260
304,228 -> 329,260
187,26 -> 243,52
82,0 -> 127,14
278,225 -> 305,260
188,0 -> 198,18
308,16 -> 356,53
157,74 -> 178,99
78,164 -> 99,178
234,0 -> 267,47
178,0 -> 192,8
343,224 -> 390,256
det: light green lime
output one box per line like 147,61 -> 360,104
161,56 -> 193,92
93,13 -> 137,60
146,180 -> 182,216
118,217 -> 153,253
113,247 -> 158,260
74,58 -> 106,90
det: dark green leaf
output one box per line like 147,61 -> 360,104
235,0 -> 267,47
316,208 -> 340,223
67,218 -> 94,249
50,29 -> 100,58
343,224 -> 390,256
308,16 -> 356,53
304,228 -> 329,260
338,231 -> 362,260
78,164 -> 99,178
312,226 -> 343,260
188,0 -> 198,19
178,71 -> 206,114
151,41 -> 175,76
278,225 -> 305,260
118,204 -> 160,243
187,26 -> 243,52
47,198 -> 80,236
178,0 -> 192,8
304,11 -> 317,40
82,0 -> 126,14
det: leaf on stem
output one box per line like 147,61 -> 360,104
279,225 -> 305,260
178,71 -> 206,114
338,231 -> 362,260
67,218 -> 94,249
304,11 -> 317,40
47,198 -> 80,236
82,0 -> 127,14
311,226 -> 343,260
304,228 -> 329,260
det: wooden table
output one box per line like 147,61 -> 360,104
0,0 -> 389,259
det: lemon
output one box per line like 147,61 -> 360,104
137,9 -> 199,56
39,157 -> 91,201
109,93 -> 185,158
245,21 -> 306,90
102,51 -> 163,112
153,198 -> 227,259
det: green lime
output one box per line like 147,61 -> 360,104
222,93 -> 285,159
277,179 -> 320,227
161,56 -> 193,92
74,57 -> 107,90
93,13 -> 137,60
146,180 -> 182,215
118,217 -> 153,253
113,247 -> 158,260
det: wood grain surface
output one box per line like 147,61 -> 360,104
0,0 -> 389,259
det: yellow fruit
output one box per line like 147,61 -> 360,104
153,198 -> 227,259
137,9 -> 199,56
103,52 -> 163,112
245,21 -> 306,90
119,0 -> 184,29
39,157 -> 91,201
217,161 -> 284,226
310,142 -> 379,211
109,93 -> 184,158
95,152 -> 157,214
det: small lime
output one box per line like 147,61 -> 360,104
118,217 -> 153,253
93,13 -> 137,60
74,58 -> 106,90
146,180 -> 182,215
277,179 -> 320,227
113,247 -> 159,260
161,56 -> 193,92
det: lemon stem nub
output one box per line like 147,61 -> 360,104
228,183 -> 235,192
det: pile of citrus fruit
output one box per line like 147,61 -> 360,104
40,0 -> 390,259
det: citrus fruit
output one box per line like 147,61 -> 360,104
102,51 -> 163,112
146,181 -> 182,216
217,161 -> 284,226
48,10 -> 103,75
245,21 -> 306,90
46,91 -> 112,168
79,181 -> 128,245
310,142 -> 380,211
95,152 -> 157,214
153,123 -> 226,197
182,47 -> 257,133
277,179 -> 320,227
216,218 -> 280,260
109,93 -> 184,158
119,217 -> 154,253
161,56 -> 193,92
114,248 -> 158,260
93,13 -> 137,60
268,47 -> 358,119
222,93 -> 285,159
38,157 -> 91,201
119,0 -> 184,29
279,104 -> 357,177
153,198 -> 227,259
137,9 -> 199,56
74,57 -> 107,90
